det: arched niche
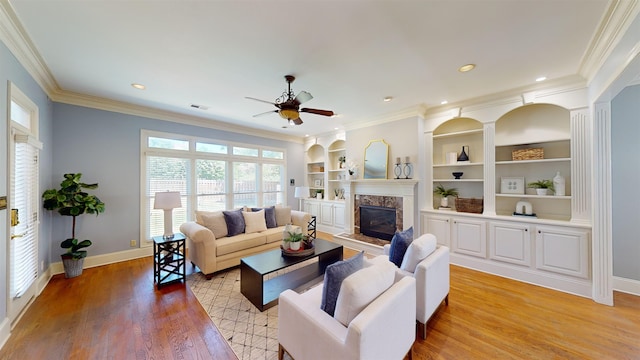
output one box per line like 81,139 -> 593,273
495,104 -> 570,146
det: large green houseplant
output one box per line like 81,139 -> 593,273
42,173 -> 106,278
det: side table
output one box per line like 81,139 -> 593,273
153,233 -> 186,288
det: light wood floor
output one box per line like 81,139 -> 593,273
1,241 -> 639,359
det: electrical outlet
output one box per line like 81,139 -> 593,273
130,239 -> 137,247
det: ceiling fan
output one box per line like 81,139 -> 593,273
246,75 -> 334,126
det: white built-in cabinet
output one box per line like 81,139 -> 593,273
422,98 -> 593,298
304,198 -> 345,234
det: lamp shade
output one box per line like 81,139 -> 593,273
154,191 -> 182,210
294,186 -> 309,199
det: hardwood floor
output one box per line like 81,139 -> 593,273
1,242 -> 639,359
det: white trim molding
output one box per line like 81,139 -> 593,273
613,276 -> 640,296
50,247 -> 153,275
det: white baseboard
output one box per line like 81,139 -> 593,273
0,317 -> 10,353
613,276 -> 640,296
50,247 -> 153,275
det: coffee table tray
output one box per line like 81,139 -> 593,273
281,245 -> 314,257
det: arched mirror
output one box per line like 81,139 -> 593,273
363,139 -> 389,179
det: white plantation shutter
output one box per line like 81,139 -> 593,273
146,156 -> 189,239
11,134 -> 41,298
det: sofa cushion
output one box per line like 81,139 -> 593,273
334,262 -> 396,326
252,206 -> 277,228
215,232 -> 267,256
400,233 -> 437,273
275,206 -> 292,227
243,209 -> 267,234
223,209 -> 245,236
320,251 -> 364,317
388,226 -> 413,267
195,210 -> 228,239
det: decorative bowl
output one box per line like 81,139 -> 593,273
452,172 -> 463,179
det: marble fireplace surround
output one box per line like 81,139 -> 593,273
334,179 -> 418,255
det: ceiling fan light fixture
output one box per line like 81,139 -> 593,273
288,119 -> 295,126
279,108 -> 299,120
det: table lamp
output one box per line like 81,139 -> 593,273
294,186 -> 309,211
154,191 -> 182,239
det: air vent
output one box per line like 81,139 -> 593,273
190,104 -> 209,110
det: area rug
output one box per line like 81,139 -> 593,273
187,260 -> 321,360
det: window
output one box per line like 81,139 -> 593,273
141,131 -> 286,244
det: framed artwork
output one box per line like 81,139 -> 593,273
500,177 -> 525,194
314,179 -> 323,187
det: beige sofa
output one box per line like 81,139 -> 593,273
180,206 -> 311,279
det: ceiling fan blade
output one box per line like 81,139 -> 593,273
292,117 -> 303,125
252,110 -> 278,117
300,108 -> 334,117
294,91 -> 313,105
245,96 -> 276,105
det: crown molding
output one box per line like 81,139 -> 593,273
53,90 -> 304,144
343,104 -> 427,133
579,0 -> 640,81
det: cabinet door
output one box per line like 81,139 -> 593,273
304,200 -> 320,219
452,218 -> 486,258
535,225 -> 589,279
490,221 -> 531,266
320,202 -> 334,226
333,203 -> 345,228
424,214 -> 451,247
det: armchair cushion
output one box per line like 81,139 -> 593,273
334,262 -> 395,326
243,209 -> 267,234
388,226 -> 413,267
275,206 -> 292,227
223,209 -> 245,236
251,206 -> 277,228
400,233 -> 437,273
321,251 -> 364,316
195,210 -> 228,239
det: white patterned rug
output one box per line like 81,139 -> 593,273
188,260 -> 321,360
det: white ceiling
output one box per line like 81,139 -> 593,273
7,0 -> 611,138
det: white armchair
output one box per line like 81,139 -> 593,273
383,239 -> 450,339
278,266 -> 416,360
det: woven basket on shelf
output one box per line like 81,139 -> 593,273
455,197 -> 484,213
512,148 -> 544,161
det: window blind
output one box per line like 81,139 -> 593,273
11,135 -> 40,299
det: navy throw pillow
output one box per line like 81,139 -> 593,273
320,251 -> 364,316
388,226 -> 414,267
223,209 -> 245,236
251,206 -> 277,228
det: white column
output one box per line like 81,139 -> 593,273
483,122 -> 496,216
570,108 -> 591,224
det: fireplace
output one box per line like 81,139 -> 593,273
360,205 -> 396,241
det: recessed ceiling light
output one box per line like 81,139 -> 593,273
131,83 -> 146,90
441,100 -> 448,105
458,64 -> 476,72
536,76 -> 547,82
383,96 -> 393,102
334,127 -> 339,130
305,134 -> 309,137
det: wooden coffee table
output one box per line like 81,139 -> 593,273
240,238 -> 343,311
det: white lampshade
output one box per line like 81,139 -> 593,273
154,191 -> 182,238
294,186 -> 309,199
154,191 -> 182,210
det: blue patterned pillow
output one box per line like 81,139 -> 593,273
251,206 -> 277,228
320,251 -> 364,316
223,209 -> 245,236
388,226 -> 414,267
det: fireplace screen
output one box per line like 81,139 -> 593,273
359,205 -> 396,241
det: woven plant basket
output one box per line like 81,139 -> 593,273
62,256 -> 85,278
512,148 -> 544,161
455,198 -> 484,213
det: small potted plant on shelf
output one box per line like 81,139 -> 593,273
338,156 -> 346,168
433,183 -> 459,208
42,173 -> 106,278
527,179 -> 554,196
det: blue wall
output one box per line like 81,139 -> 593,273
0,39 -> 54,321
611,84 -> 640,281
50,103 -> 305,262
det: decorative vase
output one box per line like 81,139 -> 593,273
553,171 -> 565,196
440,197 -> 449,208
61,256 -> 85,278
282,239 -> 290,250
536,188 -> 548,196
289,241 -> 301,251
457,146 -> 469,162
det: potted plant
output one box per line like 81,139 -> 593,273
527,179 -> 554,196
42,173 -> 106,278
433,183 -> 459,208
286,231 -> 304,251
338,156 -> 346,168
